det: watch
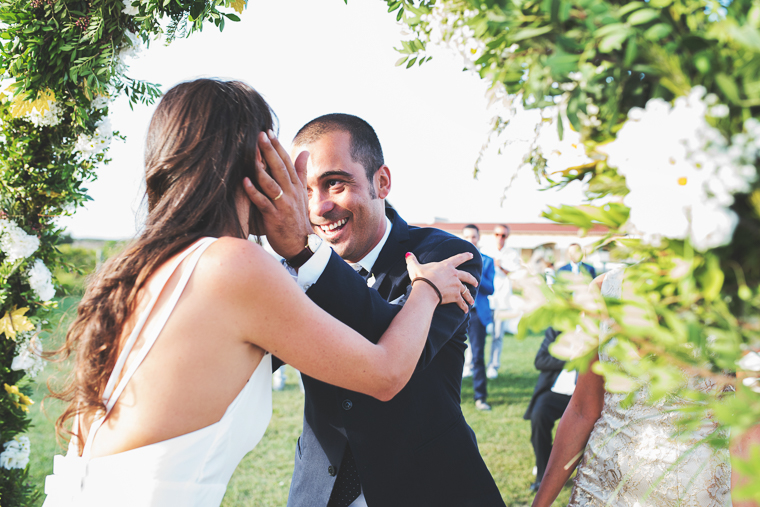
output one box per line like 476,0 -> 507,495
287,234 -> 323,269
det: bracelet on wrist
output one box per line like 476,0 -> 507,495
411,277 -> 443,305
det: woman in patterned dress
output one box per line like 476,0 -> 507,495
532,268 -> 756,507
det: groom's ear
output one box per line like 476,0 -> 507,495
374,165 -> 391,200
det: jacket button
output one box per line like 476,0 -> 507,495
328,465 -> 337,476
342,399 -> 353,411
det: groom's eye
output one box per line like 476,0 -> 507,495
327,179 -> 342,188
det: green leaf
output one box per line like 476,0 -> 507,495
510,25 -> 553,41
643,23 -> 673,40
623,37 -> 638,67
599,30 -> 630,53
716,73 -> 741,104
618,2 -> 646,16
395,56 -> 408,67
627,9 -> 660,25
700,255 -> 724,302
406,56 -> 417,68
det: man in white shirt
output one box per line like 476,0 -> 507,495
487,224 -> 522,379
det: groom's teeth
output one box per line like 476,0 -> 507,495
321,218 -> 347,232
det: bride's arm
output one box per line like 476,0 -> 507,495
532,357 -> 606,507
213,238 -> 474,401
731,415 -> 760,506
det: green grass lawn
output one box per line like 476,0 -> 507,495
28,299 -> 572,506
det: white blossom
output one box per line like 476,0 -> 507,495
743,377 -> 760,394
602,87 -> 757,250
90,95 -> 109,110
11,330 -> 44,378
74,117 -> 113,156
0,219 -> 40,263
0,436 -> 30,470
737,351 -> 760,372
122,0 -> 139,16
26,100 -> 63,128
27,258 -> 55,301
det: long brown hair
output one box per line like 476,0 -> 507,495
52,79 -> 276,450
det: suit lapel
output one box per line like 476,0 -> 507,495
370,208 -> 410,298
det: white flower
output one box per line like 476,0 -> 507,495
121,0 -> 139,16
11,331 -> 44,378
90,95 -> 109,110
27,258 -> 55,301
0,437 -> 30,470
708,104 -> 729,118
74,117 -> 113,156
26,100 -> 63,128
737,352 -> 760,372
743,377 -> 760,394
0,219 -> 40,263
602,87 -> 755,250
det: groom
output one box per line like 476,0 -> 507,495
249,114 -> 504,507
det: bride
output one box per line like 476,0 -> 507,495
42,79 -> 477,506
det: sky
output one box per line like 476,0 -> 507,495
59,0 -> 586,240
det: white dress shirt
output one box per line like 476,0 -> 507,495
296,216 -> 393,292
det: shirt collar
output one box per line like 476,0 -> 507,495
354,216 -> 393,274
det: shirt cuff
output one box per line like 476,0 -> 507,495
295,241 -> 332,292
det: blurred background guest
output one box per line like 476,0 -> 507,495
462,224 -> 495,411
557,243 -> 596,279
523,327 -> 576,493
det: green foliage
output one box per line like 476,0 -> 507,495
0,0 -> 246,503
394,0 -> 760,500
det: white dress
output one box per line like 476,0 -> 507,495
568,268 -> 731,507
43,237 -> 273,507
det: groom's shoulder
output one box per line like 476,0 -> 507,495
407,225 -> 478,259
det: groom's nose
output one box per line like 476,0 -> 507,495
309,190 -> 335,219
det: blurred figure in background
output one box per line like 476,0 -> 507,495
523,327 -> 576,494
487,224 -> 522,379
557,243 -> 596,280
462,224 -> 495,411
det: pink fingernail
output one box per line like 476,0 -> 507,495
405,252 -> 411,258
267,129 -> 275,139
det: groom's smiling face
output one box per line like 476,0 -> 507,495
297,130 -> 390,264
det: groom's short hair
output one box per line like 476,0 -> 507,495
293,113 -> 385,186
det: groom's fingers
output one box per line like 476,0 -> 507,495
266,131 -> 301,186
294,150 -> 310,188
259,132 -> 292,192
243,177 -> 274,213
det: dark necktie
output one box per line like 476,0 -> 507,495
350,264 -> 371,283
327,443 -> 361,507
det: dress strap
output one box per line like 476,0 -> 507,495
82,237 -> 217,455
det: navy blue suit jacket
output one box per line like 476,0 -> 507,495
287,208 -> 505,507
474,252 -> 495,327
557,261 -> 597,280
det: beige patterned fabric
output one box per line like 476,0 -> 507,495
568,269 -> 731,507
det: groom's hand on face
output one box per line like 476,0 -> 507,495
243,131 -> 313,260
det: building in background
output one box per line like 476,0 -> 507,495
410,220 -> 614,275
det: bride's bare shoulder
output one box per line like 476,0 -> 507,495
197,236 -> 287,287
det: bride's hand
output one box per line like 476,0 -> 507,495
405,252 -> 478,313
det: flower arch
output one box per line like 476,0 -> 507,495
0,0 -> 245,501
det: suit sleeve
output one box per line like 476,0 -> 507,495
415,238 -> 481,368
479,257 -> 495,297
534,327 -> 566,372
305,239 -> 481,370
